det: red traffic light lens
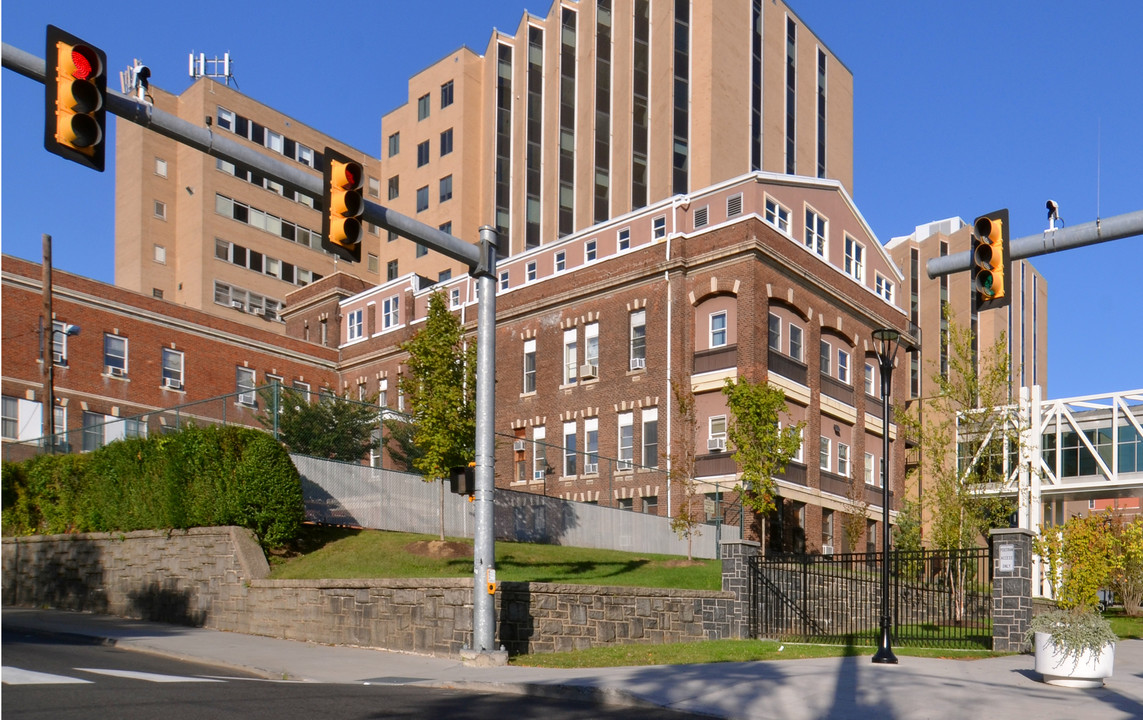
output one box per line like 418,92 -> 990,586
70,46 -> 97,80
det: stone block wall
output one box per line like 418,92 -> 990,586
2,527 -> 737,658
990,527 -> 1034,652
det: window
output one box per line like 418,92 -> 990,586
710,311 -> 728,348
387,260 -> 399,281
153,244 -> 166,264
439,175 -> 453,203
563,421 -> 577,476
865,363 -> 876,397
1,396 -> 18,439
526,261 -> 537,282
823,510 -> 835,550
865,452 -> 877,485
155,157 -> 168,177
844,235 -> 864,282
440,128 -> 454,156
439,221 -> 452,235
652,215 -> 666,240
154,200 -> 166,220
103,334 -> 127,375
417,93 -> 431,120
618,498 -> 633,511
875,273 -> 895,303
584,322 -> 599,370
584,417 -> 599,472
382,296 -> 400,329
450,288 -> 461,307
618,412 -> 634,470
765,198 -> 791,233
643,495 -> 658,515
790,325 -> 804,361
533,426 -> 547,480
805,208 -> 827,257
563,327 -> 578,384
838,443 -> 850,476
236,367 -> 257,406
768,313 -> 782,352
642,407 -> 659,468
837,349 -> 850,384
618,228 -> 631,250
586,239 -> 597,262
416,186 -> 429,212
51,321 -> 70,365
82,411 -> 104,452
388,175 -> 399,200
630,310 -> 646,369
417,141 -> 430,167
709,416 -> 728,451
440,80 -> 454,108
819,436 -> 831,471
216,107 -> 234,130
555,251 -> 566,272
499,270 -> 510,291
161,348 -> 184,389
347,309 -> 364,341
523,339 -> 537,394
367,176 -> 381,199
368,253 -> 379,274
820,340 -> 831,375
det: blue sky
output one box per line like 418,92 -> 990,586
3,1 -> 1141,400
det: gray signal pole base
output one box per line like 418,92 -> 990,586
460,647 -> 509,667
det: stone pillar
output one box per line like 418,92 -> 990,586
990,527 -> 1034,652
721,539 -> 760,639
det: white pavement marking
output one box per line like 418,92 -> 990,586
2,667 -> 94,685
75,668 -> 225,683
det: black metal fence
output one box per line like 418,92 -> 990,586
750,546 -> 993,649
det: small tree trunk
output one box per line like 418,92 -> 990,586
439,479 -> 446,541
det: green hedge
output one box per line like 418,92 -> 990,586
1,425 -> 302,548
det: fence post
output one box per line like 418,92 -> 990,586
721,539 -> 760,639
990,527 -> 1034,652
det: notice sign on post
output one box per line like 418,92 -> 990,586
999,543 -> 1015,572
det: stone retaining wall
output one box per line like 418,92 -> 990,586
1,528 -> 738,657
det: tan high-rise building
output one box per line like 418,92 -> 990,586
116,0 -> 854,326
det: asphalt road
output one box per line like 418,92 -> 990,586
2,630 -> 711,720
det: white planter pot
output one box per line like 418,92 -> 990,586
1033,631 -> 1115,688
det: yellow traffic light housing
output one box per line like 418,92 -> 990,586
971,209 -> 1011,312
321,147 -> 365,262
45,26 -> 107,172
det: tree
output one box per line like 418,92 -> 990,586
722,376 -> 804,532
666,376 -> 703,561
899,307 -> 1014,552
399,292 -> 477,540
1111,516 -> 1143,617
259,386 -> 379,463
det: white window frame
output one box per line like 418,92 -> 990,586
347,309 -> 364,341
526,261 -> 537,282
790,324 -> 804,362
523,339 -> 537,394
875,273 -> 895,303
103,334 -> 128,375
820,339 -> 832,376
236,366 -> 257,406
533,426 -> 547,481
844,235 -> 864,282
555,250 -> 566,272
865,452 -> 877,486
562,327 -> 578,384
618,227 -> 631,250
838,442 -> 850,477
709,415 -> 728,448
837,349 -> 850,385
652,215 -> 666,240
642,407 -> 659,468
765,197 -> 791,233
586,239 -> 597,262
865,362 -> 876,397
768,313 -> 782,352
584,417 -> 599,473
617,412 -> 634,471
804,207 -> 827,257
382,296 -> 400,329
630,310 -> 646,369
161,348 -> 184,389
710,311 -> 728,348
584,322 -> 599,370
819,436 -> 832,472
563,420 -> 577,477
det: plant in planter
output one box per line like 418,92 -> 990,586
1030,512 -> 1119,688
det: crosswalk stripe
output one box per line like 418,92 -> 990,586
2,666 -> 94,685
75,668 -> 224,683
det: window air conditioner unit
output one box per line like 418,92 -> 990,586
52,352 -> 65,365
630,357 -> 646,370
822,545 -> 834,556
232,300 -> 244,310
708,437 -> 726,452
163,377 -> 183,390
107,366 -> 125,377
579,363 -> 598,379
617,460 -> 633,472
533,470 -> 545,481
251,307 -> 265,316
583,462 -> 599,475
513,439 -> 526,452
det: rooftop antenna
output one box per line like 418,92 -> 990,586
189,51 -> 238,89
119,59 -> 151,103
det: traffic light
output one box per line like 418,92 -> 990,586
45,26 -> 107,172
321,147 -> 364,262
449,463 -> 475,496
971,209 -> 1011,312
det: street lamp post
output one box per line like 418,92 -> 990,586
871,327 -> 902,665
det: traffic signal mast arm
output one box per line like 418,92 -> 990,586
2,40 -> 481,273
928,208 -> 1143,279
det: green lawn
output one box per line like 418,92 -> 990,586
1106,610 -> 1143,640
269,525 -> 722,589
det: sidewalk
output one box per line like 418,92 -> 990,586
4,607 -> 1142,720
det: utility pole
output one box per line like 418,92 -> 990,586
41,234 -> 54,445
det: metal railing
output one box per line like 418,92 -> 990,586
751,546 -> 993,649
